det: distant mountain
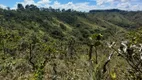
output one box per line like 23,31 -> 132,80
89,9 -> 142,29
89,9 -> 125,13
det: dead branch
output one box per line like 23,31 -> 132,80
103,52 -> 114,73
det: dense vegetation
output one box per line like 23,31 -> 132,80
0,4 -> 142,80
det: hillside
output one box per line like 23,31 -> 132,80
1,8 -> 142,40
0,4 -> 142,80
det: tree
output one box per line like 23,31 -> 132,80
25,4 -> 39,11
17,3 -> 24,10
25,5 -> 30,10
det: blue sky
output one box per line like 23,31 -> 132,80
0,0 -> 141,11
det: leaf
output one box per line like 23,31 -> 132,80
110,71 -> 116,79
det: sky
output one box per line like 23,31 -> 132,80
0,0 -> 142,12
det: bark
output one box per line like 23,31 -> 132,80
103,52 -> 113,73
89,45 -> 93,60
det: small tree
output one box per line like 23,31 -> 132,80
86,33 -> 103,80
88,33 -> 103,63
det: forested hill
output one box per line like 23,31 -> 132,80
0,4 -> 142,41
89,9 -> 142,28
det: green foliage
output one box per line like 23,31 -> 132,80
127,28 -> 142,44
60,23 -> 67,30
0,6 -> 142,80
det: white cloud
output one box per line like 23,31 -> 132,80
92,0 -> 142,11
117,2 -> 131,9
13,0 -> 50,8
9,0 -> 142,11
12,0 -> 51,9
0,4 -> 7,9
50,1 -> 96,12
115,2 -> 142,11
96,0 -> 131,5
37,0 -> 50,4
13,0 -> 96,12
37,0 -> 51,7
22,0 -> 36,6
96,0 -> 106,5
130,4 -> 142,11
